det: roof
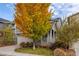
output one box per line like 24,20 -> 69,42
68,12 -> 79,18
0,18 -> 10,23
50,18 -> 62,22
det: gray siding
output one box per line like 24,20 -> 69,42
17,36 -> 33,45
0,23 -> 8,29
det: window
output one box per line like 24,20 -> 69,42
52,30 -> 53,38
42,34 -> 47,42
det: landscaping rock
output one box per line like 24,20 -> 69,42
66,49 -> 76,56
54,48 -> 76,56
54,48 -> 66,56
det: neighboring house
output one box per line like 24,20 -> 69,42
63,12 -> 79,25
67,13 -> 79,24
0,18 -> 10,29
0,18 -> 16,45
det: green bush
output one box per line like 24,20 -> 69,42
38,44 -> 49,48
4,41 -> 15,45
0,26 -> 16,46
4,27 -> 16,45
20,42 -> 33,48
49,42 -> 69,50
26,42 -> 33,47
20,42 -> 27,48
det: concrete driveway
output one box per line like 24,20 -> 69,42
0,45 -> 38,56
73,41 -> 79,56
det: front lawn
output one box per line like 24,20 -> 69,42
15,48 -> 53,56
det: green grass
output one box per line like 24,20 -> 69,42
15,48 -> 53,56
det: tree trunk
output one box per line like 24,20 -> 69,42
33,40 -> 36,50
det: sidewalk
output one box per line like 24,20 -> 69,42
0,45 -> 38,56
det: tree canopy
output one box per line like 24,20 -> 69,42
15,3 -> 52,41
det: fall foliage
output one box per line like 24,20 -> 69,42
15,3 -> 52,49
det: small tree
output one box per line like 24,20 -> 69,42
15,3 -> 52,50
3,26 -> 14,45
56,19 -> 79,48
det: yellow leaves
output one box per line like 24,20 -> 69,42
15,3 -> 52,39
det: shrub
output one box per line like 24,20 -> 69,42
20,42 -> 27,48
39,45 -> 48,48
0,27 -> 15,46
2,27 -> 15,45
38,43 -> 50,48
20,42 -> 33,48
26,42 -> 33,47
56,20 -> 79,48
4,41 -> 14,45
49,42 -> 69,50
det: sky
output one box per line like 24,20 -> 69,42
0,3 -> 79,21
0,3 -> 15,21
50,3 -> 79,19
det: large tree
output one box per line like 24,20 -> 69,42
15,3 -> 52,50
